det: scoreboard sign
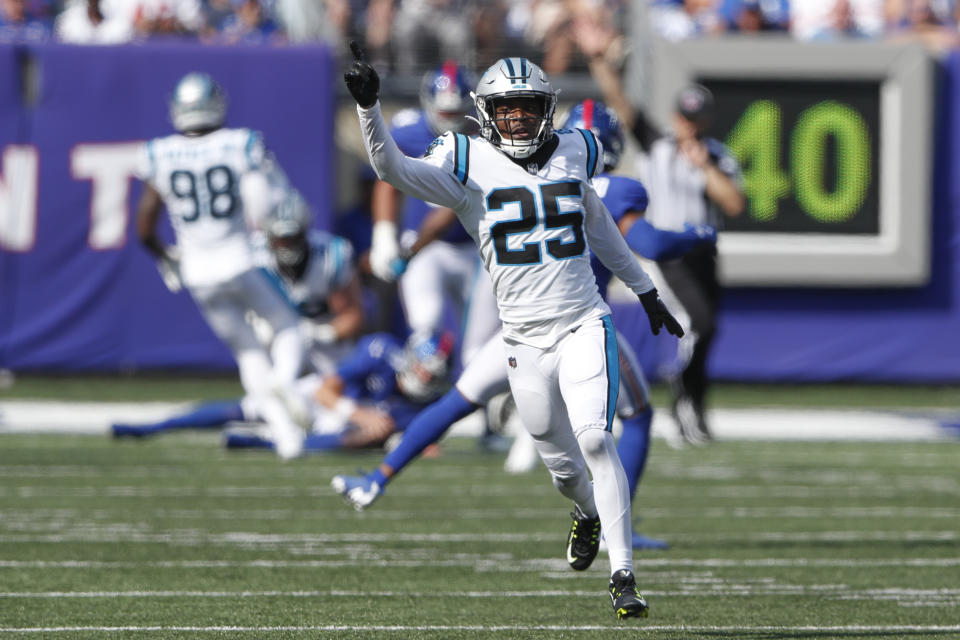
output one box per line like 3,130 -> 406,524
711,79 -> 880,235
649,40 -> 933,287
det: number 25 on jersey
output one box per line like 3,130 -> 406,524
488,181 -> 585,266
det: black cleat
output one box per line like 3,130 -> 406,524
609,569 -> 649,620
565,505 -> 601,571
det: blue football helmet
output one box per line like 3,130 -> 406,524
395,331 -> 455,403
561,99 -> 624,172
169,72 -> 227,134
420,62 -> 476,135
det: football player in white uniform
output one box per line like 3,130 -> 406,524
134,72 -> 308,460
333,101 -> 718,543
255,189 -> 365,375
343,44 -> 683,619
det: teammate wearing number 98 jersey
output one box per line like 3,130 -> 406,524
135,76 -> 271,289
133,72 -> 309,461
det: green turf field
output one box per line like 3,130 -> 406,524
0,430 -> 957,639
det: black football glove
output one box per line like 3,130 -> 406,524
638,289 -> 684,337
344,41 -> 380,109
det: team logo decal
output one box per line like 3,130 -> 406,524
508,356 -> 517,369
424,137 -> 442,158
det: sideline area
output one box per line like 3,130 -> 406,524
1,400 -> 958,442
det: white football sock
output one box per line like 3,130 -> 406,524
577,427 -> 633,574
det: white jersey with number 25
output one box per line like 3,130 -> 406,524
358,104 -> 654,348
137,127 -> 265,287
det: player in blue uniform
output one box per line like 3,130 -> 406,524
226,331 -> 454,452
113,330 -> 453,453
333,100 -> 716,552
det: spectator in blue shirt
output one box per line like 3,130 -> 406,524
218,0 -> 283,44
0,0 -> 52,41
722,0 -> 789,32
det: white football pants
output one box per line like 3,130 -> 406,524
400,241 -> 501,365
503,315 -> 633,575
190,268 -> 306,458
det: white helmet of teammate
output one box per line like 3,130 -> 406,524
170,72 -> 227,134
472,57 -> 557,160
267,190 -> 312,269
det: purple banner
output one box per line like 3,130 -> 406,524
2,42 -> 960,382
0,42 -> 335,371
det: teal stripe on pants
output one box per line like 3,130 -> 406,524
602,314 -> 620,431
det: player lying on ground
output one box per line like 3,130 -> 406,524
112,332 -> 454,454
343,43 -> 683,619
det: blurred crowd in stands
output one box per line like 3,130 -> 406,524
1,0 -> 958,66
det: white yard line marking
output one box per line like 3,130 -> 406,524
0,530 -> 954,545
1,558 -> 959,568
4,483 -> 957,499
0,587 -> 957,601
1,625 -> 959,633
5,506 -> 960,522
5,400 -> 959,441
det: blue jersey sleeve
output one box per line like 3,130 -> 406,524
624,218 -> 715,262
389,112 -> 469,242
337,334 -> 391,383
392,111 -> 436,158
601,175 -> 649,225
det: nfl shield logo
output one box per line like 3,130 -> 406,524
508,356 -> 517,369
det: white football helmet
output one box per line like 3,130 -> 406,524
472,57 -> 556,159
169,72 -> 227,134
267,190 -> 312,269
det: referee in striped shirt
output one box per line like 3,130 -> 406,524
639,85 -> 745,444
579,29 -> 746,443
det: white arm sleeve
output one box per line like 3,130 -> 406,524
358,104 -> 467,210
582,185 -> 655,295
